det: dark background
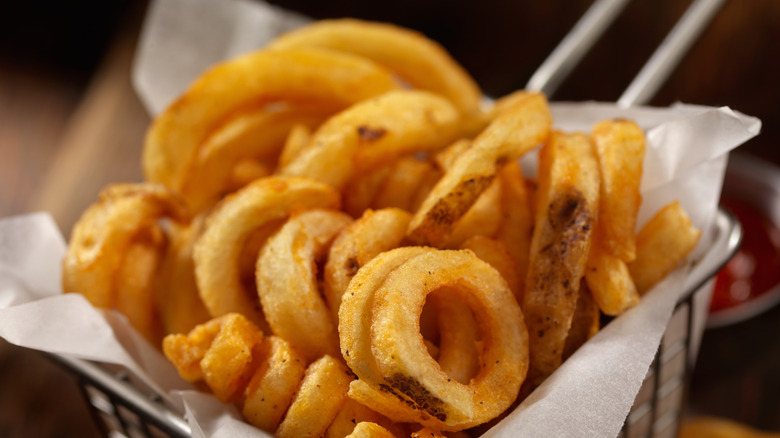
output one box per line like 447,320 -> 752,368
1,0 -> 778,436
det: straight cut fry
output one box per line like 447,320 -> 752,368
585,235 -> 640,316
591,119 -> 646,262
523,131 -> 600,387
629,201 -> 701,294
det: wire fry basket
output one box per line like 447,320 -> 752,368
48,207 -> 741,438
44,1 -> 738,436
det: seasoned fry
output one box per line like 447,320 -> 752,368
243,336 -> 306,432
629,201 -> 702,294
460,235 -> 522,300
275,355 -> 352,438
434,138 -> 472,172
342,164 -> 394,217
325,399 -> 404,438
269,18 -> 483,115
585,232 -> 639,316
281,90 -> 461,190
373,155 -> 442,212
444,178 -> 503,248
143,48 -> 400,199
412,427 -> 447,438
256,209 -> 352,361
115,230 -> 165,344
156,218 -> 212,335
523,131 -> 600,387
407,92 -> 551,247
63,183 -> 187,310
194,176 -> 340,328
591,119 -> 646,262
562,282 -> 600,360
228,158 -> 273,191
182,105 -> 330,212
345,422 -> 398,438
495,160 -> 534,301
345,249 -> 528,430
163,313 -> 263,402
339,247 -> 432,385
278,123 -> 313,169
428,290 -> 480,385
324,208 -> 412,322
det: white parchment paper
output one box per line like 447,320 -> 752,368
0,0 -> 762,436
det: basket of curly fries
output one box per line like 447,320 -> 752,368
0,1 -> 761,437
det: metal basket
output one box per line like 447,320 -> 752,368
47,207 -> 741,438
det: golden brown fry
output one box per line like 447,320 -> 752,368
460,235 -> 521,300
523,131 -> 600,387
346,249 -> 528,430
156,218 -> 212,336
143,48 -> 400,197
269,18 -> 483,115
325,398 -> 405,438
429,290 -> 480,385
339,247 -> 433,385
275,355 -> 353,438
324,208 -> 412,323
115,229 -> 165,345
495,160 -> 534,301
256,209 -> 352,361
278,123 -> 313,169
412,427 -> 448,438
182,105 -> 330,213
373,155 -> 442,213
242,336 -> 306,433
228,158 -> 273,191
199,314 -> 262,403
562,281 -> 600,361
407,92 -> 551,247
584,232 -> 639,316
434,138 -> 471,172
62,183 -> 187,309
486,90 -> 532,119
444,178 -> 503,248
629,201 -> 701,294
281,90 -> 461,190
591,119 -> 646,262
162,313 -> 263,402
345,422 -> 398,438
342,164 -> 394,218
194,176 -> 340,328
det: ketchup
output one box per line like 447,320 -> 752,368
711,198 -> 780,312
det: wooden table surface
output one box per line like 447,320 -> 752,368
1,1 -> 779,436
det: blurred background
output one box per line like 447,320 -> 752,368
0,0 -> 778,436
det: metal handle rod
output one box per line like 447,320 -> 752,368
526,0 -> 633,97
618,0 -> 727,106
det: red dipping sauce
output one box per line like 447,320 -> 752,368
711,198 -> 780,313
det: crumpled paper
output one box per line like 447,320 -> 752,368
0,0 -> 762,436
